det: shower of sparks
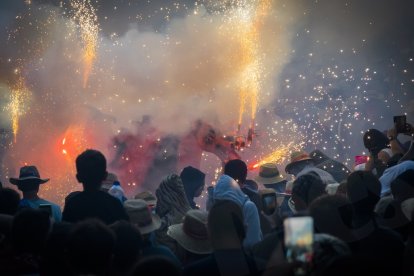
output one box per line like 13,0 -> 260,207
71,0 -> 99,88
248,141 -> 304,170
225,0 -> 271,128
7,76 -> 31,143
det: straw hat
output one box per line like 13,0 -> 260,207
134,191 -> 157,207
167,210 -> 212,254
9,166 -> 49,185
124,199 -> 161,234
401,198 -> 414,222
285,151 -> 313,174
255,163 -> 285,185
101,172 -> 118,191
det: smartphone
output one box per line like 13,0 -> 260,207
284,216 -> 313,270
260,190 -> 277,215
394,115 -> 408,134
39,204 -> 52,217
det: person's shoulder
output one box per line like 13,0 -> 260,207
65,191 -> 82,203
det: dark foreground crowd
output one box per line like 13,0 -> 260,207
0,123 -> 413,276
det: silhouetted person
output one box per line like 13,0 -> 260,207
9,166 -> 62,221
62,149 -> 128,224
346,171 -> 405,274
66,219 -> 115,275
180,166 -> 206,209
291,173 -> 327,212
0,187 -> 20,215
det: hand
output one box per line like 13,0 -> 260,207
387,127 -> 397,140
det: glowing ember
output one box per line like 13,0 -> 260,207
71,0 -> 99,88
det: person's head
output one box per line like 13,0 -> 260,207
66,219 -> 116,275
224,159 -> 248,185
346,171 -> 381,213
76,149 -> 108,190
310,195 -> 354,242
291,173 -> 326,211
155,174 -> 190,218
110,221 -> 143,273
9,165 -> 49,194
130,256 -> 182,276
208,200 -> 245,250
390,169 -> 414,201
363,129 -> 389,156
167,209 -> 212,256
0,188 -> 20,215
12,208 -> 51,254
180,166 -> 206,199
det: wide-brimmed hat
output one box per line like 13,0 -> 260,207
124,199 -> 161,234
401,198 -> 414,222
255,163 -> 285,185
9,166 -> 49,185
167,209 -> 212,254
134,191 -> 157,207
285,151 -> 313,174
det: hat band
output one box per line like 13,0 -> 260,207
259,172 -> 280,178
183,222 -> 208,240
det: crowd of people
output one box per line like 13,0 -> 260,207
0,123 -> 413,276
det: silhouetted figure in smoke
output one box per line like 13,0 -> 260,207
66,219 -> 116,275
62,149 -> 128,224
9,166 -> 62,222
346,171 -> 404,274
0,209 -> 51,275
180,166 -> 205,209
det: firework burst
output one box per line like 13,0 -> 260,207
71,0 -> 99,88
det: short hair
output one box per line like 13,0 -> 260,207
76,149 -> 107,188
12,208 -> 51,254
292,173 -> 326,210
0,188 -> 21,215
224,159 -> 248,185
66,219 -> 115,275
346,171 -> 380,212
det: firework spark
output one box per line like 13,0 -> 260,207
229,0 -> 272,127
7,76 -> 31,143
248,141 -> 304,170
71,0 -> 99,88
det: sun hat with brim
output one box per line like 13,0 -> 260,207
167,209 -> 212,255
285,151 -> 314,174
255,163 -> 285,185
124,199 -> 161,234
401,198 -> 414,222
134,191 -> 157,206
9,166 -> 49,185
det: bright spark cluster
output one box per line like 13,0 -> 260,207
7,76 -> 31,143
71,0 -> 99,88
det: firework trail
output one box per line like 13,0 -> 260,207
71,0 -> 99,88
